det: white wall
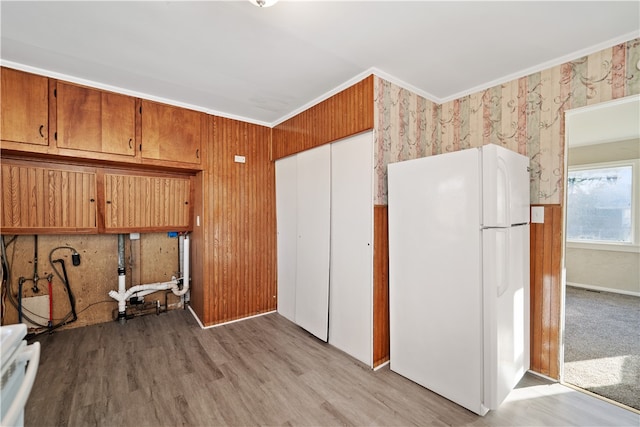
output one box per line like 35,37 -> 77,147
566,139 -> 640,295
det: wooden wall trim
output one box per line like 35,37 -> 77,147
190,171 -> 206,322
530,204 -> 563,379
373,205 -> 390,367
271,76 -> 374,161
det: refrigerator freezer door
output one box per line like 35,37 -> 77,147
482,145 -> 530,227
388,148 -> 487,415
482,225 -> 530,410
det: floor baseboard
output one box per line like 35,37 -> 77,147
566,282 -> 640,297
187,305 -> 277,329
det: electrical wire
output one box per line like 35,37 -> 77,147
0,237 -> 81,329
1,235 -> 51,328
76,300 -> 114,316
25,300 -> 114,340
3,235 -> 17,248
48,246 -> 77,287
1,246 -> 7,323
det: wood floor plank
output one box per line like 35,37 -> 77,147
26,309 -> 639,427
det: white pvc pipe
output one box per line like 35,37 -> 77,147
117,275 -> 127,315
108,234 -> 190,308
174,235 -> 190,297
109,279 -> 178,303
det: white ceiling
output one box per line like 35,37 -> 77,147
567,95 -> 640,147
1,1 -> 639,127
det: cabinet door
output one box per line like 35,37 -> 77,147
1,161 -> 97,232
140,100 -> 202,165
103,173 -> 191,231
0,68 -> 49,146
295,144 -> 331,342
329,132 -> 374,366
57,82 -> 135,156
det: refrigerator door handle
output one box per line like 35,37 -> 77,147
496,229 -> 509,298
497,156 -> 510,227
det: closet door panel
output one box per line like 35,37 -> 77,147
295,144 -> 331,341
275,156 -> 298,322
329,132 -> 374,365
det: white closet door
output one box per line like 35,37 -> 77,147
329,132 -> 374,366
275,155 -> 298,322
295,144 -> 331,341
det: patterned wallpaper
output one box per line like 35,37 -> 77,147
374,37 -> 640,205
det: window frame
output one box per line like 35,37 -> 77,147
566,158 -> 639,253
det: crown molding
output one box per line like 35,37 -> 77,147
438,31 -> 640,104
0,60 -> 272,127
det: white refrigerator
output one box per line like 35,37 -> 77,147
387,144 -> 530,416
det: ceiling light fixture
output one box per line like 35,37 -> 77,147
248,0 -> 278,7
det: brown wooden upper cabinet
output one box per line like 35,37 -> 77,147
1,160 -> 97,234
102,171 -> 192,232
0,68 -> 49,147
140,100 -> 203,165
56,82 -> 136,157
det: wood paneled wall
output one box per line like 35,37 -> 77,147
192,116 -> 277,326
373,205 -> 390,367
190,171 -> 206,322
530,204 -> 563,379
271,76 -> 374,160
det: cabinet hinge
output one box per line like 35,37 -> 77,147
54,88 -> 57,97
54,132 -> 57,141
139,106 -> 142,114
139,144 -> 142,151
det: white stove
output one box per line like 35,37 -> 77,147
1,324 -> 40,427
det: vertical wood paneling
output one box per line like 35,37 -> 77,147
529,204 -> 563,379
0,161 -> 96,232
102,172 -> 190,231
196,116 -> 276,326
272,76 -> 374,160
373,205 -> 390,367
190,171 -> 206,320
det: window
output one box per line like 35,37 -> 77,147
567,162 -> 635,244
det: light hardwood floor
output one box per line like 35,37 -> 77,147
26,309 -> 639,426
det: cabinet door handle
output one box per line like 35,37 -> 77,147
106,200 -> 112,204
196,149 -> 200,159
90,198 -> 95,203
39,125 -> 45,138
128,138 -> 133,149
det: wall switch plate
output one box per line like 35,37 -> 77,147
130,232 -> 140,240
531,206 -> 545,224
234,155 -> 246,163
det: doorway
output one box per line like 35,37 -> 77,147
562,95 -> 640,411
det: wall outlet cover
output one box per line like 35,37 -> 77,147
531,206 -> 545,224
